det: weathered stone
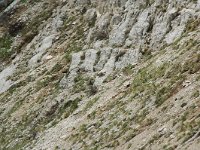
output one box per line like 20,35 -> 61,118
28,35 -> 55,68
94,47 -> 112,72
115,49 -> 140,69
84,8 -> 97,25
80,49 -> 98,72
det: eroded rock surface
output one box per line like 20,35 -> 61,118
0,0 -> 200,150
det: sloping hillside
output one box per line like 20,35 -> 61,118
0,0 -> 200,149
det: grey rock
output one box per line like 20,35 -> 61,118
94,48 -> 119,86
60,51 -> 84,88
164,8 -> 196,44
28,35 -> 55,68
151,7 -> 178,48
109,8 -> 138,47
129,8 -> 150,46
115,48 -> 140,69
84,8 -> 97,24
110,14 -> 122,26
80,49 -> 98,72
94,47 -> 112,72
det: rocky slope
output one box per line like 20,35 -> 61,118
0,0 -> 200,149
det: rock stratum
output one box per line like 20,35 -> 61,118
0,0 -> 200,149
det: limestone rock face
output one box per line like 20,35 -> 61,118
84,8 -> 97,24
0,63 -> 16,93
0,0 -> 200,150
28,35 -> 55,68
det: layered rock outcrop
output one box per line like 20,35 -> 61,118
0,0 -> 199,150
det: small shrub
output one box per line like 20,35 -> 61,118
73,74 -> 86,93
21,0 -> 27,3
141,47 -> 152,60
155,86 -> 171,107
62,97 -> 81,118
191,90 -> 199,98
84,97 -> 99,111
165,63 -> 182,79
51,63 -> 63,73
185,18 -> 200,32
134,109 -> 149,124
0,35 -> 13,60
123,64 -> 134,76
196,75 -> 200,81
182,54 -> 200,74
35,77 -> 50,91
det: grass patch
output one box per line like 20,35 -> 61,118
0,35 -> 13,60
191,90 -> 199,98
61,98 -> 82,118
182,53 -> 200,74
83,97 -> 99,111
122,64 -> 134,76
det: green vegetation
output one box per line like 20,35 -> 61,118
8,80 -> 27,94
51,63 -> 63,73
22,1 -> 58,35
67,32 -> 199,148
122,64 -> 135,76
61,97 -> 81,118
60,14 -> 87,64
155,86 -> 171,107
73,75 -> 97,95
141,47 -> 152,60
20,0 -> 27,3
182,53 -> 200,74
35,74 -> 61,92
178,112 -> 200,143
64,41 -> 83,64
73,74 -> 86,93
124,129 -> 139,143
35,77 -> 51,91
134,109 -> 149,124
62,16 -> 76,30
1,1 -> 200,149
83,97 -> 99,111
128,60 -> 187,107
185,18 -> 200,32
191,90 -> 199,98
0,35 -> 13,60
